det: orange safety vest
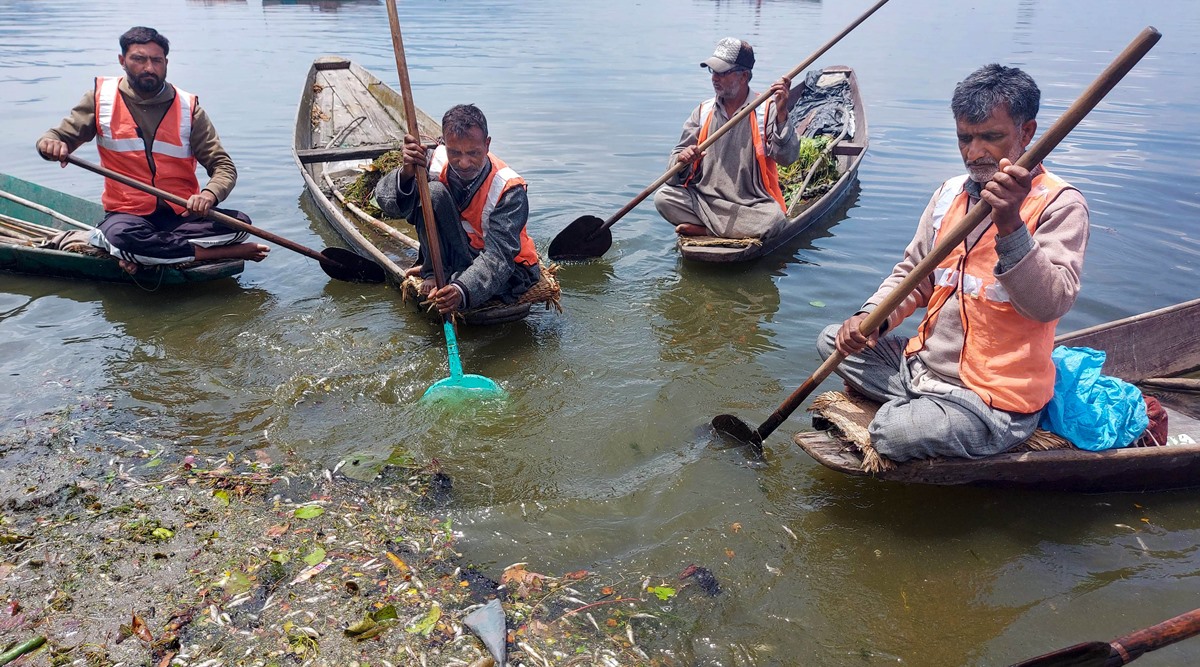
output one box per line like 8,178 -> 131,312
94,76 -> 199,215
686,97 -> 787,212
429,147 -> 539,267
904,169 -> 1073,413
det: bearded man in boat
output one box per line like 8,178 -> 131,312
35,26 -> 268,275
816,64 -> 1090,462
653,37 -> 800,241
374,103 -> 541,316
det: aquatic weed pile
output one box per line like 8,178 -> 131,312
777,136 -> 839,207
341,151 -> 405,216
0,404 -> 717,666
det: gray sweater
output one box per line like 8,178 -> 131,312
864,170 -> 1090,386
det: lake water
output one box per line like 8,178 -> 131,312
3,0 -> 1200,664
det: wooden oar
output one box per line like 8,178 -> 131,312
1011,607 -> 1200,666
713,26 -> 1163,452
546,0 -> 891,261
65,155 -> 386,283
384,0 -> 504,401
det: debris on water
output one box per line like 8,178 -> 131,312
463,598 -> 507,666
680,563 -> 722,596
0,399 -> 677,666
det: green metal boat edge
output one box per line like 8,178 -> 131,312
0,172 -> 243,285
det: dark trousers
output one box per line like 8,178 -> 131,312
93,206 -> 251,264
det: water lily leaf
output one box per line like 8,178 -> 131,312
648,585 -> 676,601
810,300 -> 826,308
372,604 -> 398,622
294,505 -> 324,519
221,570 -> 253,595
344,616 -> 377,636
303,547 -> 326,566
406,604 -> 441,636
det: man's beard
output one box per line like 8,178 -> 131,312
967,161 -> 998,183
129,73 -> 162,95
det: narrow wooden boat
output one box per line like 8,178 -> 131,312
794,298 -> 1200,492
293,56 -> 548,324
678,65 -> 868,263
0,172 -> 243,285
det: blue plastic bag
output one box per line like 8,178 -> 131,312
1039,346 -> 1148,450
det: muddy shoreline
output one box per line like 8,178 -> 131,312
0,398 -> 696,666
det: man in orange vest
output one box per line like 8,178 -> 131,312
36,26 -> 268,275
374,104 -> 540,316
654,37 -> 799,241
816,64 -> 1090,461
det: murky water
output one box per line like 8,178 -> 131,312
3,0 -> 1200,664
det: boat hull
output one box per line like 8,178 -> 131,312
0,173 -> 242,285
795,298 -> 1200,492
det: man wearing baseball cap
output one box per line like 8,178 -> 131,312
654,37 -> 799,241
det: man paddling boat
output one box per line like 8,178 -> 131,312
374,104 -> 541,316
654,37 -> 800,241
36,26 -> 268,275
816,64 -> 1090,461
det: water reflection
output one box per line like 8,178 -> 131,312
654,264 -> 781,365
262,0 -> 381,11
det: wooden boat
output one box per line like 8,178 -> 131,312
678,65 -> 868,263
0,172 -> 243,285
293,56 -> 545,325
794,298 -> 1200,492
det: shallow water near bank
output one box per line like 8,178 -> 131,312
3,0 -> 1200,664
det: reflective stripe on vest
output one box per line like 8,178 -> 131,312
94,76 -> 199,215
686,97 -> 787,212
904,169 -> 1072,412
431,146 -> 539,267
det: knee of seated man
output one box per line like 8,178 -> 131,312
816,323 -> 840,358
868,399 -> 947,458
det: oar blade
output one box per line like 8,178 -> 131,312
1009,641 -> 1111,667
320,247 -> 387,284
422,373 -> 507,403
712,414 -> 763,448
547,215 -> 611,261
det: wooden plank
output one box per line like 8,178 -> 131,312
320,67 -> 406,147
1057,299 -> 1200,381
296,144 -> 401,164
314,56 -> 351,71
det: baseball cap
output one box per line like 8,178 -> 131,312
701,37 -> 755,73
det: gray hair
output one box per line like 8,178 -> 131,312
442,104 -> 488,139
951,64 -> 1040,126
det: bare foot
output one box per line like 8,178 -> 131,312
674,223 -> 710,237
118,259 -> 139,275
230,243 -> 270,262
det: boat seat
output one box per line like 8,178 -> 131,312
295,144 -> 402,164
